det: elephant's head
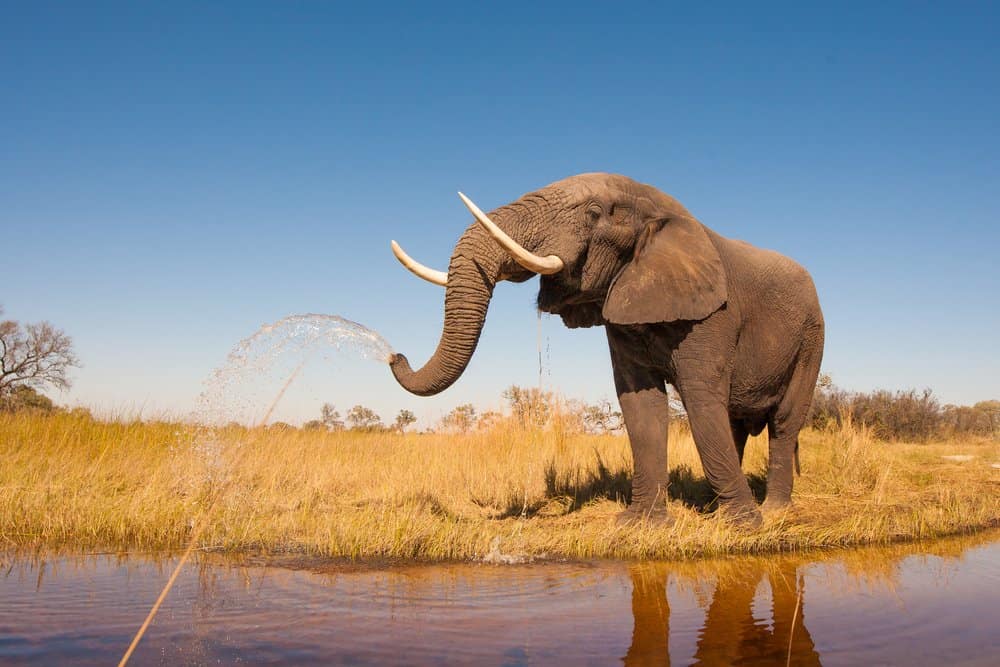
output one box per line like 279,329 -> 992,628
389,173 -> 728,396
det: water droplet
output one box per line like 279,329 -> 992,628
194,313 -> 394,427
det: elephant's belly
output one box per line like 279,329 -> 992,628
728,335 -> 798,416
728,382 -> 784,419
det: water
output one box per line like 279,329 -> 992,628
195,314 -> 393,427
177,313 -> 394,489
2,533 -> 998,665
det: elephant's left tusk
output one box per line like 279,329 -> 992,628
391,240 -> 448,286
458,192 -> 565,275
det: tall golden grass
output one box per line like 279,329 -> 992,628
2,410 -> 997,560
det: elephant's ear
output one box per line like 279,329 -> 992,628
603,216 -> 727,324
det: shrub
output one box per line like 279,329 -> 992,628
0,385 -> 55,413
810,376 -> 996,441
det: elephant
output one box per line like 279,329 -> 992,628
389,173 -> 824,527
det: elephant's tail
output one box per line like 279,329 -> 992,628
794,439 -> 801,475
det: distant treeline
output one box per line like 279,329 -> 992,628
262,381 -> 1000,441
810,375 -> 999,441
0,386 -> 93,419
296,387 -> 634,435
4,380 -> 997,442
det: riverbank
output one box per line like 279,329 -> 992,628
2,411 -> 997,560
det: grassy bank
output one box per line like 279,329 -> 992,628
2,411 -> 997,560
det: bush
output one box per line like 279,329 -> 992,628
810,376 -> 996,441
940,401 -> 1000,438
0,386 -> 55,413
851,389 -> 940,441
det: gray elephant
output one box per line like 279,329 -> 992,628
389,173 -> 824,527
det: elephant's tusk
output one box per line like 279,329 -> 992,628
390,240 -> 448,286
457,192 -> 565,275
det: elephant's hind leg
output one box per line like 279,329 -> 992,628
730,417 -> 766,467
763,332 -> 824,511
762,420 -> 798,512
730,418 -> 750,467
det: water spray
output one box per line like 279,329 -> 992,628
119,314 -> 392,665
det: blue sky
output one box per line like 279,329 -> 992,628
3,2 -> 998,426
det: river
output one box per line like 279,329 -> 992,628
2,532 -> 998,665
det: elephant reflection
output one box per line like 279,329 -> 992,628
625,560 -> 821,666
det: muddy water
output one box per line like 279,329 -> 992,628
2,534 -> 998,666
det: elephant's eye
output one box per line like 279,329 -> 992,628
611,205 -> 631,224
586,204 -> 603,222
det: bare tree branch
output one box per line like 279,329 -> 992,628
0,311 -> 80,398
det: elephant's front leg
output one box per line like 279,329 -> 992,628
609,335 -> 672,526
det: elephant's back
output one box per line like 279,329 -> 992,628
712,232 -> 822,322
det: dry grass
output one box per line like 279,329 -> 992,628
1,411 -> 997,561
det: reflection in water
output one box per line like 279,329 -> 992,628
625,560 -> 821,666
625,563 -> 671,665
2,532 -> 999,665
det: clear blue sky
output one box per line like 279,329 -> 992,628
3,2 -> 998,426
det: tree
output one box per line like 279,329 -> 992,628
503,385 -> 552,429
321,403 -> 344,430
393,409 -> 416,433
440,403 -> 477,433
476,409 -> 504,431
346,404 -> 383,431
0,307 -> 79,400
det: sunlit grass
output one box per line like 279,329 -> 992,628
2,410 -> 997,560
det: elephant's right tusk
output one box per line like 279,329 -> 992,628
391,240 -> 448,286
458,192 -> 565,275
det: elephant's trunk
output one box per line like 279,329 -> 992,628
390,205 -> 540,396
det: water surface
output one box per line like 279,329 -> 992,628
2,533 -> 998,665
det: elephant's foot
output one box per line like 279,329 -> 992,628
615,505 -> 675,527
717,500 -> 763,529
760,497 -> 794,515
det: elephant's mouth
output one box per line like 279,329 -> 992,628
562,291 -> 604,305
538,279 -> 602,314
